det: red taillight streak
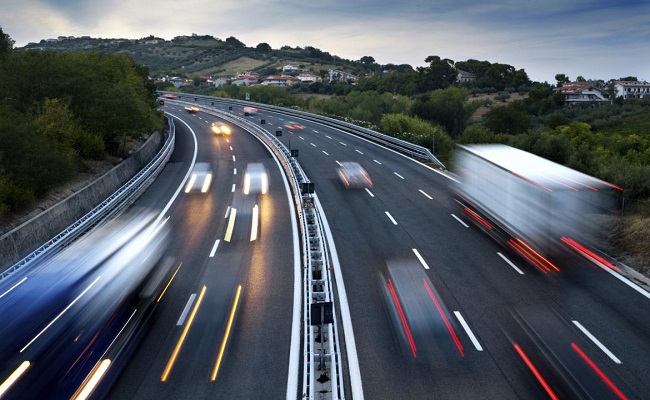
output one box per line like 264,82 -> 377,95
512,172 -> 553,192
422,279 -> 464,357
513,343 -> 559,400
553,173 -> 599,192
508,238 -> 560,273
387,279 -> 417,358
561,237 -> 620,271
338,171 -> 350,186
361,171 -> 373,185
544,176 -> 580,192
463,207 -> 493,230
571,343 -> 627,400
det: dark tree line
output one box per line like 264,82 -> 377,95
0,27 -> 161,219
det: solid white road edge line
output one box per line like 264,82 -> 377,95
572,320 -> 622,364
454,311 -> 483,351
314,193 -> 364,400
284,156 -> 302,400
153,112 -> 198,227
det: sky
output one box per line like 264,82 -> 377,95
1,0 -> 649,83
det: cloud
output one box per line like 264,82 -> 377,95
1,0 -> 648,82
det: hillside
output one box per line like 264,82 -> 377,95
20,35 -> 375,78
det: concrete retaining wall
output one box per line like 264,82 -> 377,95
0,131 -> 163,270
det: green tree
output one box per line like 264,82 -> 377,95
410,87 -> 473,138
555,73 -> 570,86
416,56 -> 456,92
225,36 -> 245,47
0,26 -> 13,58
483,104 -> 531,134
256,42 -> 272,52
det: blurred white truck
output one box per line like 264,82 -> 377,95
452,144 -> 622,271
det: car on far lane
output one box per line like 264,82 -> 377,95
184,106 -> 200,113
283,121 -> 304,130
337,162 -> 372,188
243,106 -> 258,116
211,121 -> 231,135
184,162 -> 213,193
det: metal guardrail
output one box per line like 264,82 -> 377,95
163,92 -> 446,169
0,117 -> 176,280
175,99 -> 345,400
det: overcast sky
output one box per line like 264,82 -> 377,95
1,0 -> 648,83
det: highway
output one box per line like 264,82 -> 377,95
107,106 -> 298,399
197,98 -> 649,399
1,96 -> 649,399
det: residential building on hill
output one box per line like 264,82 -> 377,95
554,81 -> 608,105
613,80 -> 650,99
456,70 -> 476,83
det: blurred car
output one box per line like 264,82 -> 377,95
163,94 -> 177,99
211,121 -> 231,135
243,106 -> 258,115
184,162 -> 213,193
381,259 -> 464,361
243,163 -> 268,195
283,121 -> 304,130
337,162 -> 372,188
184,106 -> 200,113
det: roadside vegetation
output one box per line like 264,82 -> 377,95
0,27 -> 162,221
5,26 -> 649,272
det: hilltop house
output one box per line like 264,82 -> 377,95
261,75 -> 299,87
613,80 -> 650,99
554,81 -> 608,105
456,70 -> 476,84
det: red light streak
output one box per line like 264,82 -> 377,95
422,279 -> 464,357
512,172 -> 553,192
508,238 -> 560,273
463,207 -> 493,230
543,176 -> 580,191
571,343 -> 627,400
513,343 -> 559,400
387,279 -> 417,358
561,237 -> 620,271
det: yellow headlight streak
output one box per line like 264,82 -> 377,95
161,285 -> 207,382
224,208 -> 237,242
243,175 -> 251,195
184,175 -> 197,193
0,361 -> 30,397
250,205 -> 259,241
211,284 -> 242,381
157,262 -> 183,303
71,359 -> 111,400
201,174 -> 212,193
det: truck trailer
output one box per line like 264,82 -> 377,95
452,144 -> 622,272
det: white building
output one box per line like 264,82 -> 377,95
613,81 -> 650,100
456,70 -> 476,83
555,82 -> 609,105
296,73 -> 320,83
282,64 -> 301,73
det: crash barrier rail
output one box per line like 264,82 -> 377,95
0,117 -> 176,280
174,99 -> 345,400
163,92 -> 446,169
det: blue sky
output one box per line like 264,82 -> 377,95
1,0 -> 648,83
